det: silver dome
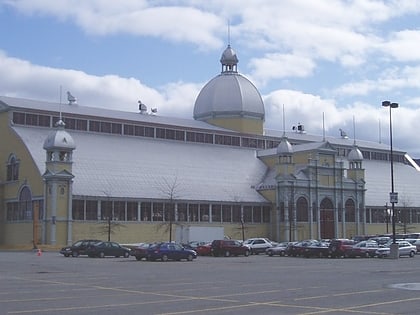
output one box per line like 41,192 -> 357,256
348,146 -> 363,161
193,45 -> 265,122
43,120 -> 76,150
220,44 -> 238,68
194,74 -> 265,120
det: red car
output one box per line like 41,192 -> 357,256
195,243 -> 212,256
130,243 -> 151,261
211,240 -> 250,257
329,239 -> 356,258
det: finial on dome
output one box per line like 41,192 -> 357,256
220,44 -> 238,73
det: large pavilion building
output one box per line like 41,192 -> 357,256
1,45 -> 420,248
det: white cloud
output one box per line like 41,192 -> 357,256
4,0 -> 224,49
380,30 -> 420,62
334,65 -> 420,97
249,54 -> 315,84
0,50 -> 163,112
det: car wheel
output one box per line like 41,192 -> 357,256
268,251 -> 273,256
162,254 -> 169,262
187,254 -> 193,261
64,253 -> 70,257
409,251 -> 415,258
365,252 -> 370,258
124,252 -> 129,258
280,251 -> 285,257
72,251 -> 79,258
244,250 -> 250,257
99,252 -> 105,258
135,256 -> 142,261
224,250 -> 230,257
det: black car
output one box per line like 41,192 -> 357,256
302,241 -> 330,258
60,239 -> 102,257
86,241 -> 131,258
286,240 -> 318,257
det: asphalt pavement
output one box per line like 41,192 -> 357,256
0,250 -> 419,314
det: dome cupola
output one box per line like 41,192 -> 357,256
220,44 -> 238,72
43,120 -> 75,151
193,45 -> 265,134
348,145 -> 363,162
43,119 -> 75,164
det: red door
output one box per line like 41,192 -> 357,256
320,198 -> 334,239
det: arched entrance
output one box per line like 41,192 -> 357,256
320,198 -> 334,239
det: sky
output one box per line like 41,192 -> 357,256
1,0 -> 420,157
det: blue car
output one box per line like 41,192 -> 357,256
147,242 -> 197,262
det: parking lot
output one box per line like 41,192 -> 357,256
1,250 -> 420,315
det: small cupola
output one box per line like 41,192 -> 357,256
43,119 -> 76,163
277,137 -> 293,164
277,137 -> 293,156
348,145 -> 363,169
220,44 -> 238,73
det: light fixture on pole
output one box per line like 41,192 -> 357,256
384,203 -> 392,234
382,100 -> 399,259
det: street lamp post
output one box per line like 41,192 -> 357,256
382,100 -> 399,259
384,203 -> 390,234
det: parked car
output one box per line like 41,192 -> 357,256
407,239 -> 420,253
211,240 -> 250,257
375,240 -> 417,258
302,241 -> 330,258
344,240 -> 380,258
243,238 -> 276,255
195,243 -> 212,256
59,239 -> 102,257
266,242 -> 289,256
286,240 -> 318,257
188,241 -> 208,249
86,241 -> 131,258
328,239 -> 356,258
368,236 -> 391,246
130,243 -> 151,261
147,242 -> 197,262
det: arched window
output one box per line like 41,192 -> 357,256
19,186 -> 32,220
345,199 -> 356,222
7,154 -> 19,181
296,197 -> 309,222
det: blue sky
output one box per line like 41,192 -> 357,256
1,1 -> 420,157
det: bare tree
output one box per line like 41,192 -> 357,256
97,190 -> 126,241
156,176 -> 182,242
397,194 -> 415,234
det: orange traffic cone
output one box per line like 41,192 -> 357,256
37,249 -> 42,256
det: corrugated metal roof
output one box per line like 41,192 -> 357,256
364,159 -> 420,206
13,125 -> 269,203
11,125 -> 420,207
